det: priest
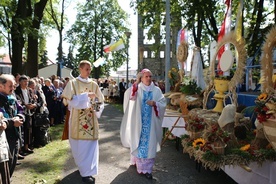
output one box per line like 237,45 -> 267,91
62,60 -> 104,184
120,68 -> 166,180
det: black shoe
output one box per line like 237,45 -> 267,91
19,151 -> 27,156
145,173 -> 153,180
18,154 -> 25,160
82,176 -> 94,183
16,162 -> 22,165
23,148 -> 34,154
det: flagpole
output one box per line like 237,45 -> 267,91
125,31 -> 132,88
165,0 -> 171,93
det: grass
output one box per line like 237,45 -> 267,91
14,103 -> 123,184
111,103 -> 123,112
13,124 -> 70,184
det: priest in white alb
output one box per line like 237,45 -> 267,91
120,68 -> 166,180
62,60 -> 104,184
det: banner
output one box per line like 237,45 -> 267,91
235,0 -> 243,41
104,39 -> 125,53
217,0 -> 232,75
93,57 -> 106,67
176,28 -> 188,70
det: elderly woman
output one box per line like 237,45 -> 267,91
120,68 -> 166,180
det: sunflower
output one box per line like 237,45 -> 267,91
192,138 -> 206,148
240,144 -> 250,151
258,93 -> 268,101
172,67 -> 178,72
168,71 -> 172,79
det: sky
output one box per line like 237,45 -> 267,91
46,0 -> 138,71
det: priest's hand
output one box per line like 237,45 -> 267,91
146,100 -> 156,106
88,92 -> 96,99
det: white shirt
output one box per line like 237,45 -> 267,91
22,88 -> 29,104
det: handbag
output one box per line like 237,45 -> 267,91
34,108 -> 50,127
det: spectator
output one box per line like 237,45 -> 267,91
0,74 -> 24,177
0,112 -> 10,184
119,78 -> 126,104
42,79 -> 56,126
158,80 -> 165,93
53,79 -> 64,124
15,75 -> 37,154
28,79 -> 43,148
102,80 -> 109,102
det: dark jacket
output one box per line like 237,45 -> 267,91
42,85 -> 56,108
0,93 -> 25,141
14,86 -> 42,116
119,82 -> 126,94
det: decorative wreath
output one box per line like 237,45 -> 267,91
203,31 -> 247,109
177,41 -> 189,63
260,26 -> 276,94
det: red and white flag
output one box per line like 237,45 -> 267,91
217,0 -> 232,75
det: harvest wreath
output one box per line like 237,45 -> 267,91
181,93 -> 276,171
181,132 -> 276,171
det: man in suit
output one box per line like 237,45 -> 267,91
119,78 -> 126,104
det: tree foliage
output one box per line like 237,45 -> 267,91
0,0 -> 49,77
0,0 -> 275,78
131,0 -> 275,66
66,0 -> 129,78
45,0 -> 70,76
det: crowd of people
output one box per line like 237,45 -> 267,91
97,77 -> 165,104
0,73 -> 69,184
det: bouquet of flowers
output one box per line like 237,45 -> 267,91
255,93 -> 276,123
186,116 -> 205,132
205,124 -> 231,143
168,67 -> 179,88
180,76 -> 202,95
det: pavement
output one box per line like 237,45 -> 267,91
58,103 -> 237,184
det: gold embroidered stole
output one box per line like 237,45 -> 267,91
70,79 -> 99,140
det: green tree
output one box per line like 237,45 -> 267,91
66,0 -> 129,79
26,0 -> 48,77
0,0 -> 27,75
45,0 -> 69,77
131,0 -> 275,67
0,0 -> 48,76
39,50 -> 48,69
244,0 -> 275,63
